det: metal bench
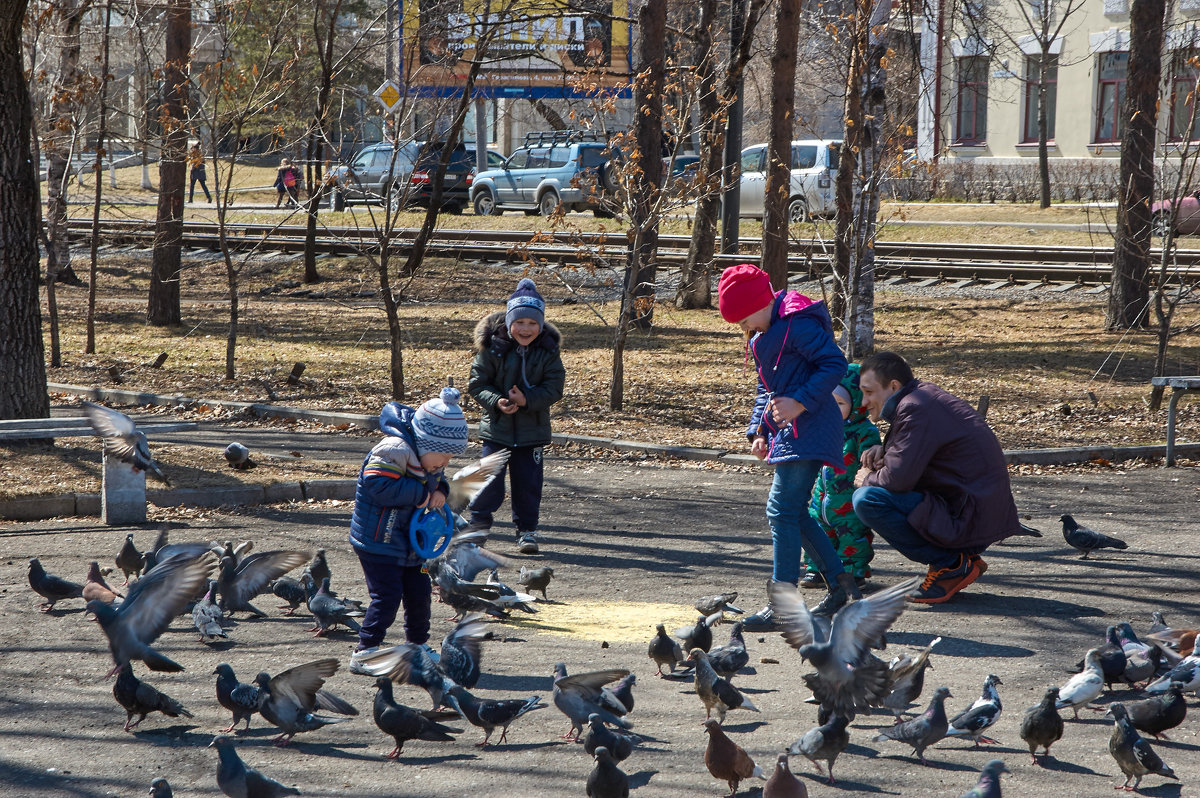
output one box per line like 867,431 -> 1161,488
0,416 -> 198,523
1150,376 -> 1200,467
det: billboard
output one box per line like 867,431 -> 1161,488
400,0 -> 633,98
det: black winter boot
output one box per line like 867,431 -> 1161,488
742,578 -> 790,631
812,572 -> 863,618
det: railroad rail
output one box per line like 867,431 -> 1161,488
66,218 -> 1200,286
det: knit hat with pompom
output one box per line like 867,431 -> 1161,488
412,385 -> 469,454
506,277 -> 545,329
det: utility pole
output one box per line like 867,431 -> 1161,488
719,0 -> 745,255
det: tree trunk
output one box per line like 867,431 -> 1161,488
529,98 -> 569,130
833,10 -> 864,330
303,0 -> 342,285
87,0 -> 114,355
1037,51 -> 1051,209
1108,0 -> 1164,330
761,0 -> 800,290
149,0 -> 190,327
0,0 -> 50,420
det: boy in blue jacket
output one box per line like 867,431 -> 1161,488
717,263 -> 858,628
348,386 -> 468,673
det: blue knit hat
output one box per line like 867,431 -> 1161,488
412,386 -> 468,455
506,278 -> 545,328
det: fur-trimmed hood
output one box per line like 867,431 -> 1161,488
473,310 -> 562,355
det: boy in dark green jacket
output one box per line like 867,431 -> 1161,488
467,278 -> 565,554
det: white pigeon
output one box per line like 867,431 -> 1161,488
1145,656 -> 1200,695
82,401 -> 171,485
946,673 -> 1003,746
1055,648 -> 1105,719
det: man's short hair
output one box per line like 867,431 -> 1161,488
860,351 -> 915,387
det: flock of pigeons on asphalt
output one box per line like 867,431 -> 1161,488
18,403 -> 1199,796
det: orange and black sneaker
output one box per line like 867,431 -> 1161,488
969,555 -> 988,576
909,555 -> 983,604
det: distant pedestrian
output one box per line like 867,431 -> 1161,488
188,143 -> 211,203
274,158 -> 300,208
467,278 -> 565,555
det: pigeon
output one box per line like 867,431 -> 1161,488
113,664 -> 194,731
771,575 -> 922,717
28,557 -> 84,612
359,643 -> 456,709
649,624 -> 685,676
305,576 -> 364,635
219,550 -> 309,617
212,540 -> 255,566
83,560 -> 123,605
269,577 -> 307,615
1073,626 -> 1127,688
438,613 -> 490,688
1056,648 -> 1105,718
586,746 -> 630,798
224,441 -> 256,469
788,713 -> 850,784
695,592 -> 744,617
214,663 -> 260,733
1019,687 -> 1065,765
193,580 -> 228,643
947,674 -> 1003,747
89,552 -> 217,676
446,449 -> 511,513
518,565 -> 554,599
1149,611 -> 1170,635
763,753 -> 808,798
1145,655 -> 1200,693
254,658 -> 358,745
373,677 -> 461,758
707,621 -> 750,680
484,569 -> 539,612
1107,702 -> 1177,792
605,672 -> 636,714
959,759 -> 1009,798
553,664 -> 633,739
209,735 -> 300,797
445,684 -> 546,746
581,713 -> 637,762
1125,682 -> 1187,739
304,549 -> 331,588
148,777 -> 173,798
147,536 -> 214,572
1146,625 -> 1198,662
1016,521 -> 1044,537
1060,514 -> 1128,558
82,401 -> 171,485
704,718 -> 765,798
1113,622 -> 1160,685
876,636 -> 940,721
689,648 -> 758,723
674,612 -> 721,653
872,685 -> 953,765
115,533 -> 147,585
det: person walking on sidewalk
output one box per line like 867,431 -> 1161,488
467,278 -> 565,555
852,351 -> 1020,604
188,143 -> 211,203
717,263 -> 858,630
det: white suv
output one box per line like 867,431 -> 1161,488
737,139 -> 841,222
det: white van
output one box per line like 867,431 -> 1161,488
738,139 -> 841,222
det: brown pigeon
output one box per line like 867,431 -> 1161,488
763,753 -> 808,798
83,561 -> 123,605
704,718 -> 764,797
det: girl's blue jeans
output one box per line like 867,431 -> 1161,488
766,459 -> 845,584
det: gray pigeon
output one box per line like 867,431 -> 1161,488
1107,702 -> 1177,791
1113,622 -> 1159,685
209,735 -> 300,797
115,533 -> 146,585
1145,655 -> 1200,694
553,663 -> 633,739
789,713 -> 849,784
373,677 -> 461,758
688,648 -> 759,724
27,557 -> 84,611
193,580 -> 228,643
113,664 -> 194,731
82,401 -> 171,485
649,624 -> 684,676
877,637 -> 940,720
445,684 -> 546,746
586,746 -> 630,798
1060,514 -> 1128,558
254,658 -> 358,746
1019,687 -> 1064,765
438,613 -> 490,688
305,576 -> 364,635
148,778 -> 173,798
304,549 -> 331,588
707,621 -> 750,680
959,759 -> 1009,798
695,592 -> 744,617
219,550 -> 309,617
947,674 -> 1003,747
673,612 -> 721,653
214,663 -> 260,733
358,642 -> 456,709
89,552 -> 217,676
605,672 -> 636,714
269,577 -> 307,615
224,442 -> 256,469
517,565 -> 554,600
1125,681 -> 1187,740
872,686 -> 953,765
582,713 -> 637,762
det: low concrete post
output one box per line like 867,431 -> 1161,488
101,451 -> 147,525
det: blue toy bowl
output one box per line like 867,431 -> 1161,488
409,506 -> 453,559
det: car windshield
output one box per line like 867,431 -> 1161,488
579,147 -> 607,168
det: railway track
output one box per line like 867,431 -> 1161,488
67,218 -> 1200,287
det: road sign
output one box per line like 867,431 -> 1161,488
373,80 -> 403,113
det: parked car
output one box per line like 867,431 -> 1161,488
470,131 -> 620,217
329,141 -> 485,213
1151,191 -> 1200,236
737,139 -> 841,222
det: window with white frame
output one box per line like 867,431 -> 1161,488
1169,53 -> 1200,141
1094,51 -> 1128,143
1023,55 -> 1058,143
956,56 -> 989,144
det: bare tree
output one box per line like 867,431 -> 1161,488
761,0 -> 800,290
300,0 -> 345,285
85,0 -> 114,355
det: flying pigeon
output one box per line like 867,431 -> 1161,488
788,713 -> 850,784
445,684 -> 546,746
115,533 -> 147,585
703,718 -> 764,798
82,401 -> 171,485
1060,514 -> 1128,558
113,664 -> 194,732
763,753 -> 808,798
876,636 -> 940,721
219,550 -> 309,617
586,746 -> 630,798
1056,648 -> 1105,719
947,674 -> 1003,747
1019,687 -> 1064,765
1106,702 -> 1177,792
518,565 -> 554,600
89,552 -> 217,676
1124,682 -> 1187,740
211,540 -> 254,567
582,713 -> 637,762
148,777 -> 173,798
193,580 -> 228,643
254,658 -> 358,746
688,648 -> 759,724
372,677 -> 461,759
359,642 -> 456,709
209,735 -> 300,797
83,561 -> 123,606
958,759 -> 1009,798
446,449 -> 511,513
553,664 -> 633,739
695,592 -> 744,617
223,442 -> 256,469
28,557 -> 84,612
649,624 -> 685,676
214,663 -> 260,733
872,686 -> 953,766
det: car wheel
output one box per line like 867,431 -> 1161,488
600,160 -> 621,193
1152,211 -> 1174,238
330,187 -> 346,212
445,202 -> 464,215
539,191 -> 561,217
387,186 -> 404,213
788,197 -> 810,224
473,191 -> 499,216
